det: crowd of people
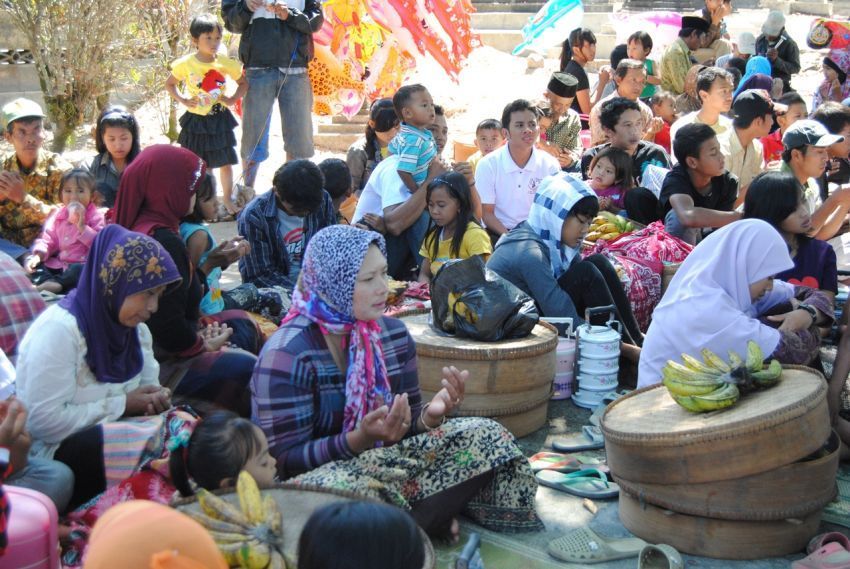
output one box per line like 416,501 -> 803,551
0,1 -> 849,566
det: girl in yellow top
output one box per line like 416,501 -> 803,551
165,14 -> 247,217
418,171 -> 492,283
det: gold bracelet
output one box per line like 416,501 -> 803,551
420,403 -> 446,431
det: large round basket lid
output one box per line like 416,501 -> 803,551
175,484 -> 435,569
401,312 -> 558,361
600,366 -> 830,484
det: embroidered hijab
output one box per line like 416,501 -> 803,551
113,145 -> 205,236
59,225 -> 181,384
526,174 -> 596,279
283,225 -> 391,433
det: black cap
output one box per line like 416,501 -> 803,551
547,72 -> 579,98
732,89 -> 775,123
681,16 -> 710,33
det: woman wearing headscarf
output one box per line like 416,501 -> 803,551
113,145 -> 258,416
732,55 -> 773,99
16,225 -> 184,508
252,225 -> 542,540
487,174 -> 643,357
85,501 -> 227,569
813,49 -> 850,112
638,219 -> 833,388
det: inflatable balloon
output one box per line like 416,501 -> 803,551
808,18 -> 850,50
512,0 -> 584,56
308,44 -> 366,118
611,11 -> 682,55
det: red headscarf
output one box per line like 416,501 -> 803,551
113,145 -> 206,236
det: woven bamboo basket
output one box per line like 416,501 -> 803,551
176,484 -> 435,569
615,429 -> 839,521
401,313 -> 558,437
600,365 -> 830,484
619,491 -> 821,560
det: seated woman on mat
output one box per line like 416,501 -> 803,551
638,219 -> 833,388
113,145 -> 259,416
15,225 -> 183,509
251,225 -> 542,541
486,174 -> 643,362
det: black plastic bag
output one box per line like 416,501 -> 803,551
430,256 -> 539,341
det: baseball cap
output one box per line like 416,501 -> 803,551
762,10 -> 786,37
782,119 -> 844,149
0,98 -> 45,131
733,90 -> 785,123
736,32 -> 756,55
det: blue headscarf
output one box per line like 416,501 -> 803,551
733,56 -> 772,98
527,174 -> 596,279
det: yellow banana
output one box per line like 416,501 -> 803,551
752,359 -> 782,387
198,489 -> 251,528
596,223 -> 619,234
663,375 -> 724,396
186,510 -> 248,534
670,393 -> 704,412
208,529 -> 253,545
746,340 -> 764,372
238,539 -> 271,569
664,360 -> 722,382
237,471 -> 266,525
585,231 -> 602,242
600,231 -> 620,241
269,551 -> 287,569
263,495 -> 282,536
701,348 -> 731,374
680,353 -> 719,375
728,350 -> 744,370
217,540 -> 252,567
598,211 -> 617,222
592,216 -> 608,225
692,383 -> 740,412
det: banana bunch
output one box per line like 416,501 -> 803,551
585,212 -> 636,243
663,341 -> 783,413
189,471 -> 287,569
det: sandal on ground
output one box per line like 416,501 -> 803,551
547,527 -> 647,564
638,544 -> 684,569
551,425 -> 605,452
535,468 -> 619,499
588,390 -> 630,427
809,533 -> 850,555
528,452 -> 608,474
792,542 -> 850,569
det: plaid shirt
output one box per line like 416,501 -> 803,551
0,150 -> 69,248
237,190 -> 335,289
251,315 -> 424,479
0,251 -> 46,362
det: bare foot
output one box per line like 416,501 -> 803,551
449,518 -> 460,544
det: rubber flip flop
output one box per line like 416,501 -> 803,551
548,527 -> 647,564
808,533 -> 850,555
528,452 -> 582,473
792,542 -> 850,569
588,390 -> 631,427
638,544 -> 684,569
535,468 -> 620,499
551,425 -> 605,452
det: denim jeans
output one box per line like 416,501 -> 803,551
664,208 -> 700,246
8,457 -> 75,513
386,210 -> 430,280
242,68 -> 314,162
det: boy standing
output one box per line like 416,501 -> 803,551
0,99 -> 70,259
650,91 -> 677,154
659,123 -> 740,244
467,119 -> 504,175
781,120 -> 850,240
761,92 -> 807,163
389,84 -> 438,193
476,99 -> 560,238
670,67 -> 734,157
539,72 -> 583,171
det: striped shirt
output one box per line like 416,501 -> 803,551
251,315 -> 424,479
0,252 -> 46,363
388,123 -> 438,186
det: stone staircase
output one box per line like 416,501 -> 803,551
313,105 -> 369,153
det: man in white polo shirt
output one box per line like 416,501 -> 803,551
476,99 -> 561,238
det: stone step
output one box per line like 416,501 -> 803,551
471,2 -> 546,13
472,11 -> 616,33
331,114 -> 369,125
317,123 -> 366,134
790,1 -> 832,16
313,132 -> 360,153
478,28 -> 617,59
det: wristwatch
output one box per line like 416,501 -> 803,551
798,303 -> 817,324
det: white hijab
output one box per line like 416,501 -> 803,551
526,173 -> 596,278
638,219 -> 795,388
